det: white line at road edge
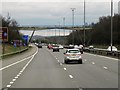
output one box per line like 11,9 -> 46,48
0,47 -> 38,71
0,56 -> 32,71
85,53 -> 119,61
5,46 -> 38,88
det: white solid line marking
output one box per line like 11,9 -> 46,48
92,62 -> 95,65
6,85 -> 11,88
0,46 -> 38,71
0,56 -> 32,71
6,46 -> 38,88
103,66 -> 108,69
69,75 -> 73,79
12,79 -> 16,82
64,68 -> 67,71
10,82 -> 14,84
85,53 -> 119,61
60,63 -> 62,65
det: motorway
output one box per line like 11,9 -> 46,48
1,45 -> 119,89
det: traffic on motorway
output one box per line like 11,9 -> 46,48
36,43 -> 84,64
1,0 -> 119,90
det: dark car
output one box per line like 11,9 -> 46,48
37,44 -> 42,48
52,45 -> 59,52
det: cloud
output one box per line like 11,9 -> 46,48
2,0 -> 120,2
1,1 -> 119,26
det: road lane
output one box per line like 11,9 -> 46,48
11,47 -> 76,88
2,45 -> 38,88
49,48 -> 118,74
2,45 -> 37,67
47,47 -> 118,88
2,57 -> 32,88
2,46 -> 118,88
83,53 -> 118,74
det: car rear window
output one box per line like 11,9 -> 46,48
68,50 -> 80,53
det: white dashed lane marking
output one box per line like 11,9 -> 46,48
15,76 -> 18,79
64,68 -> 67,71
6,85 -> 11,88
10,82 -> 14,84
92,62 -> 95,65
5,46 -> 38,88
103,66 -> 108,69
60,63 -> 63,65
12,79 -> 16,82
69,75 -> 73,79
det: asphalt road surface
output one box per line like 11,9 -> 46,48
1,45 -> 119,89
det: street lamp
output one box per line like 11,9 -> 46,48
71,8 -> 76,28
71,8 -> 76,45
63,17 -> 65,36
58,22 -> 60,36
83,0 -> 86,47
110,0 -> 113,52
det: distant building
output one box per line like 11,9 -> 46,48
118,1 -> 120,14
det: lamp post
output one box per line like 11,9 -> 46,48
71,8 -> 76,45
58,22 -> 60,36
83,0 -> 86,47
63,17 -> 65,36
110,0 -> 113,52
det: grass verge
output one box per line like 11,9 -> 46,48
0,44 -> 30,59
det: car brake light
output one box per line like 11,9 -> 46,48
77,54 -> 81,56
65,54 -> 70,56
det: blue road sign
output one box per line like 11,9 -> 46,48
23,35 -> 29,45
23,35 -> 28,41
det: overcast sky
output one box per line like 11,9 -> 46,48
1,0 -> 120,26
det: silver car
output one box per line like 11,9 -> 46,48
64,49 -> 82,64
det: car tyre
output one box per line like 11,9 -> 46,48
78,60 -> 82,64
64,60 -> 68,64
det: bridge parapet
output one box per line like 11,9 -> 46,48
18,26 -> 93,31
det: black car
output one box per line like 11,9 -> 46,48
37,44 -> 42,48
52,46 -> 59,52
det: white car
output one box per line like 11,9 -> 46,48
79,45 -> 83,49
74,45 -> 79,49
89,45 -> 94,49
64,49 -> 82,64
107,46 -> 118,51
59,45 -> 64,49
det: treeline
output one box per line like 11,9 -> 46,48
68,14 -> 120,46
0,14 -> 23,43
